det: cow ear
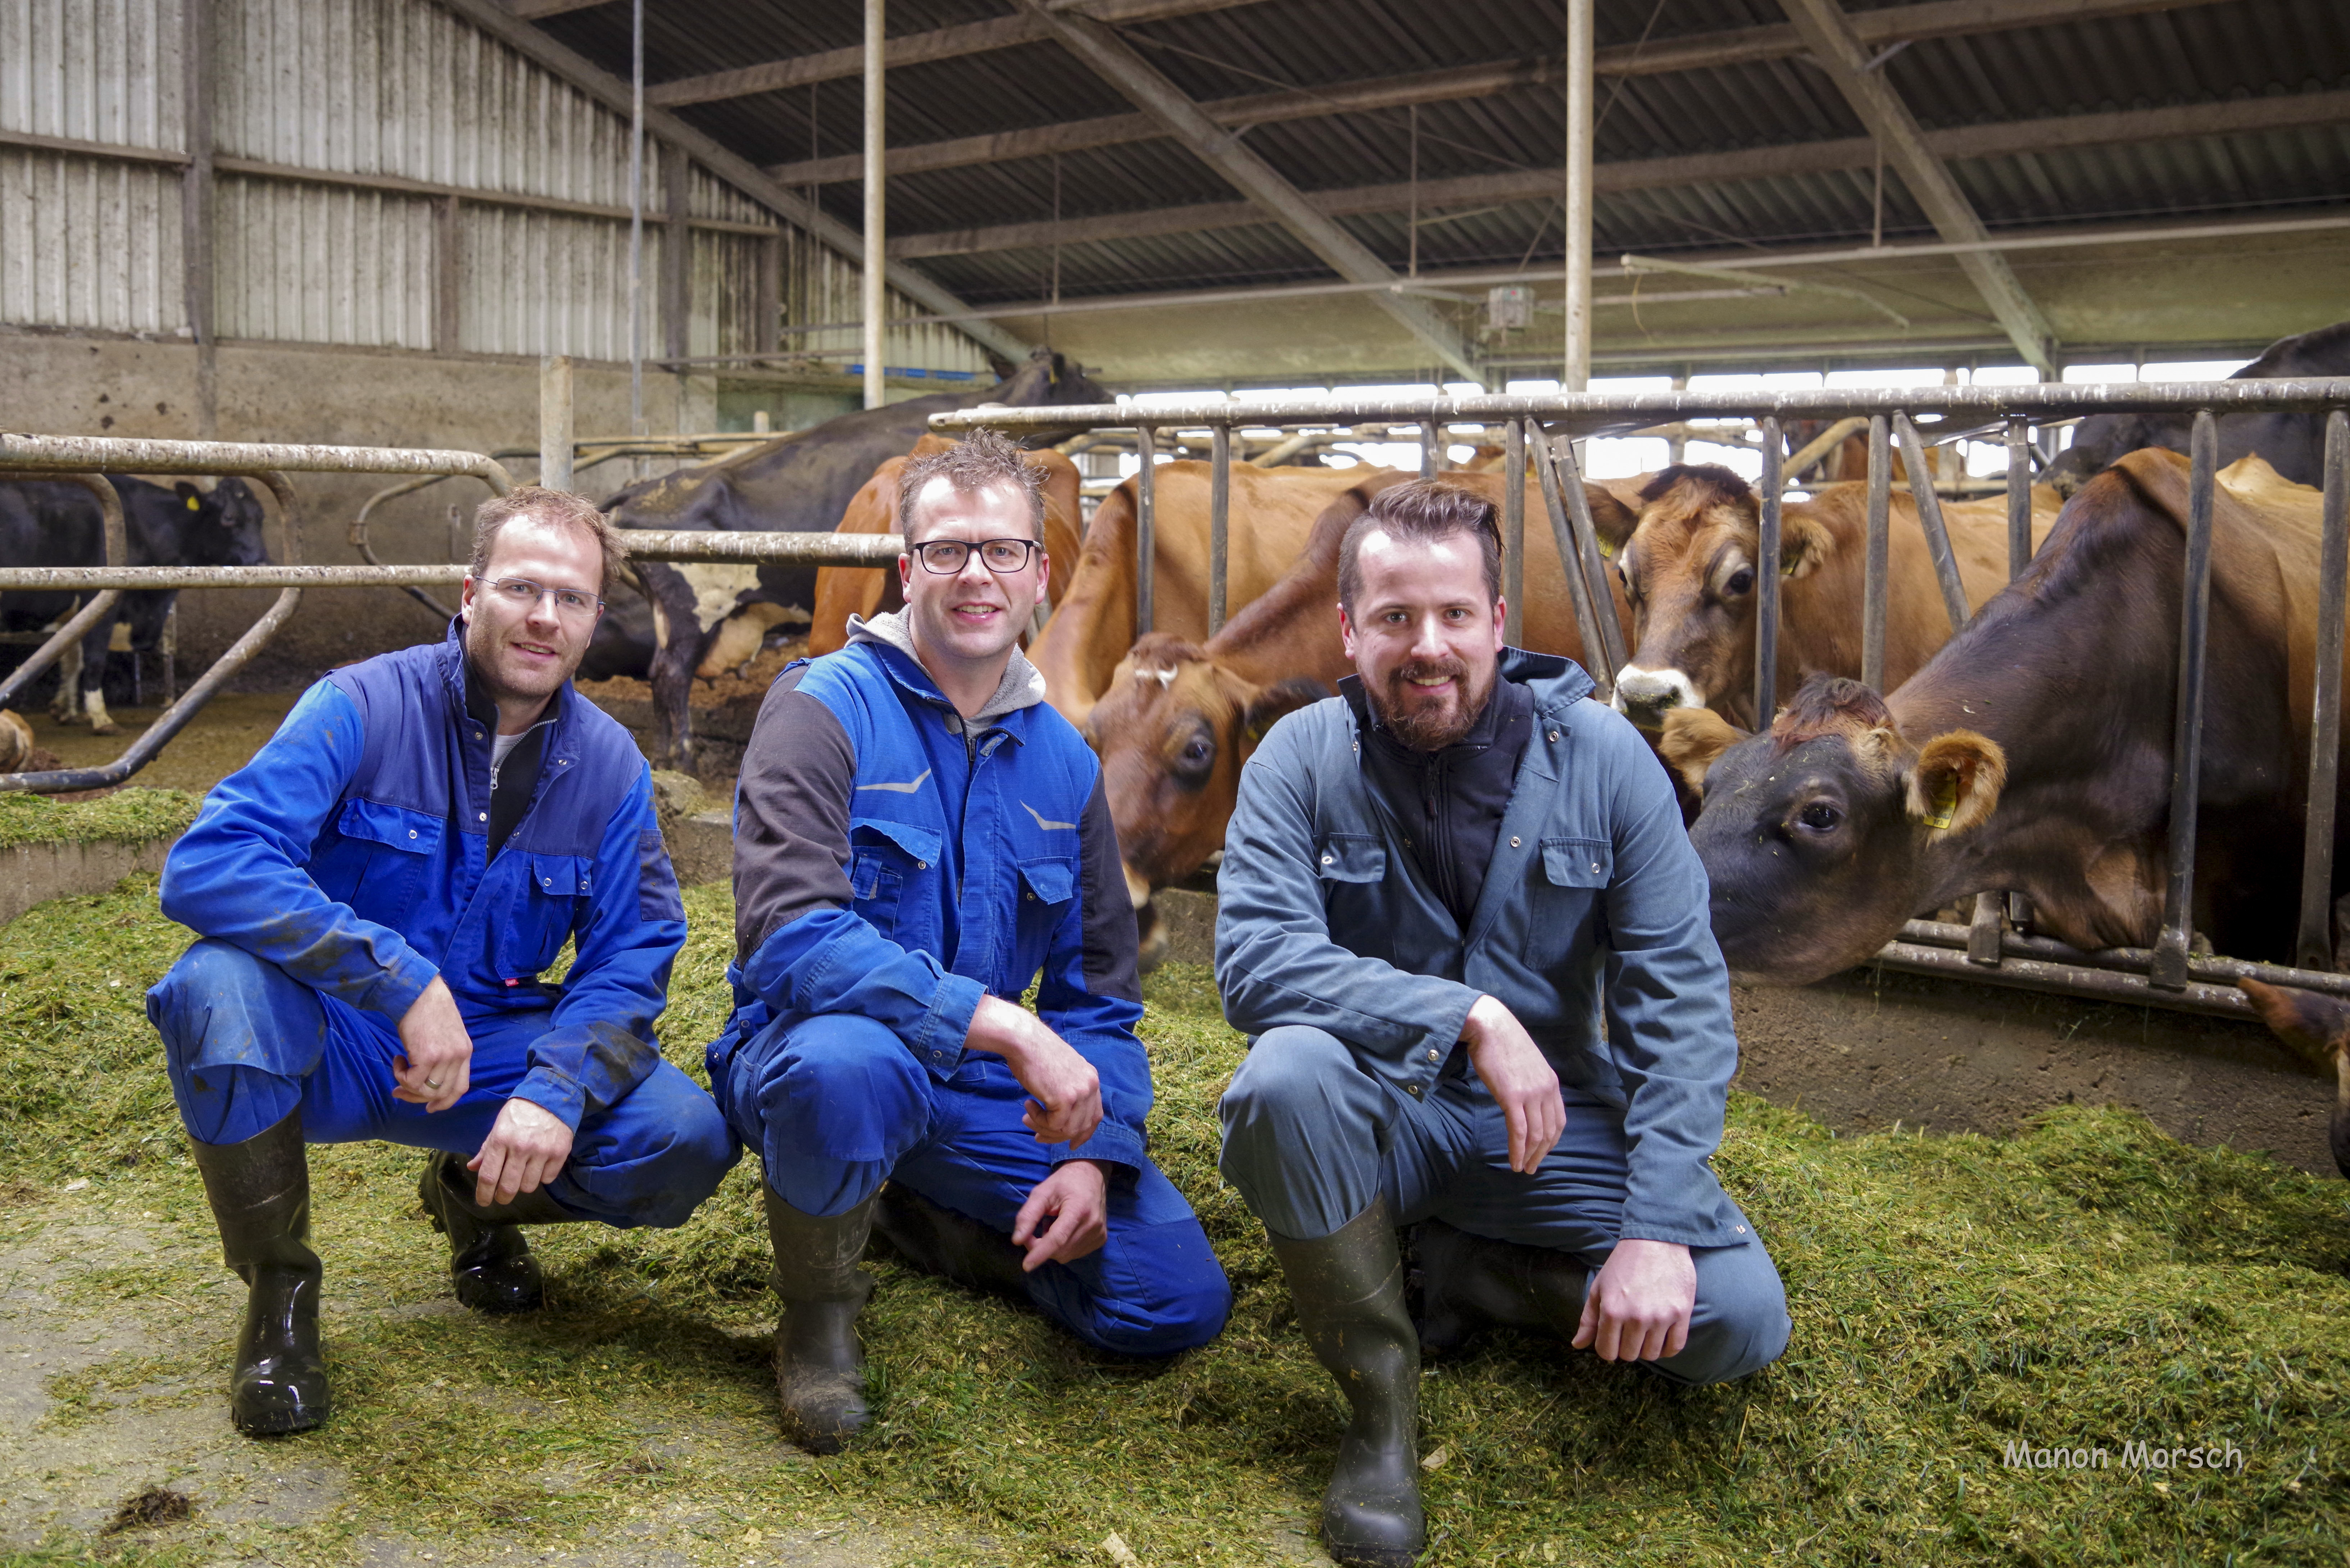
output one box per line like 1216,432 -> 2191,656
1586,485 -> 1638,559
1904,730 -> 2005,835
175,481 -> 201,511
1242,678 -> 1328,745
1781,514 -> 1835,578
1656,707 -> 1747,800
2237,978 -> 2350,1072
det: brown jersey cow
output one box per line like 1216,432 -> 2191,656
803,436 -> 1085,659
1604,465 -> 2063,730
1662,453 -> 2331,985
1066,466 -> 1644,965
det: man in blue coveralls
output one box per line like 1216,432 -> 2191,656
1214,481 -> 1791,1567
705,430 -> 1230,1454
149,487 -> 734,1437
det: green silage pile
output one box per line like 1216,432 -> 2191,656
1,874 -> 2344,1566
0,787 -> 199,850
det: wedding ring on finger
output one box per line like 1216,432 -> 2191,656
424,1078 -> 443,1090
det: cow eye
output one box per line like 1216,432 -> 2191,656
1724,567 -> 1755,598
1796,801 -> 1842,833
1181,737 -> 1213,768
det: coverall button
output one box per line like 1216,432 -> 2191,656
473,730 -> 482,739
1509,836 -> 1521,847
408,829 -> 417,839
1406,1084 -> 1421,1096
1426,1050 -> 1439,1062
1547,730 -> 1559,741
917,860 -> 928,869
1321,854 -> 1334,864
478,812 -> 487,822
1592,862 -> 1601,872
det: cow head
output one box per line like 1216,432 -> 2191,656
1671,675 -> 2006,984
1607,464 -> 1835,730
179,479 -> 269,567
1085,631 -> 1328,899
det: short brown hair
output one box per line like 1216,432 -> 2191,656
470,486 -> 629,592
895,428 -> 1045,544
1338,480 -> 1503,610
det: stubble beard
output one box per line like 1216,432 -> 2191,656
465,611 -> 577,713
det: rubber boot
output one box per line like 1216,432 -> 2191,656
186,1108 -> 331,1436
873,1181 -> 1032,1301
1266,1196 -> 1424,1568
765,1184 -> 878,1455
1413,1217 -> 1588,1359
417,1150 -> 577,1314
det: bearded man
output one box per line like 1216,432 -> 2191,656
705,430 -> 1230,1454
149,487 -> 734,1437
1213,480 -> 1791,1567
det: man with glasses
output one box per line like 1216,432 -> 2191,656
148,487 -> 734,1437
707,430 -> 1230,1453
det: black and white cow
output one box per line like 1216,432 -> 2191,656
0,476 -> 269,733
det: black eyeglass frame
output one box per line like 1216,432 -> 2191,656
907,537 -> 1045,575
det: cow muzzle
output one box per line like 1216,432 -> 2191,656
1612,665 -> 1703,727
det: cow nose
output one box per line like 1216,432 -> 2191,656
1612,665 -> 1697,726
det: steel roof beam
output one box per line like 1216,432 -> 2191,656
436,0 -> 1032,363
1778,0 -> 2056,376
1012,0 -> 1482,382
886,87 -> 2350,258
736,0 -> 2231,135
644,0 -> 1271,108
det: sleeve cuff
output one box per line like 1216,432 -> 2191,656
1048,1119 -> 1145,1176
916,972 -> 987,1080
363,949 -> 438,1025
511,1068 -> 585,1132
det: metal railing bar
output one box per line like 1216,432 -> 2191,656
2297,407 -> 2350,970
1900,917 -> 2350,1000
1874,940 -> 2254,1020
1755,416 -> 1784,723
1528,421 -> 1612,696
1893,412 -> 1971,636
1862,414 -> 1891,692
2005,417 -> 2033,579
1135,426 -> 1157,639
1208,424 -> 1230,637
1502,419 -> 1526,646
0,433 -> 514,488
0,590 -> 121,710
1552,436 -> 1630,682
2153,410 -> 2220,990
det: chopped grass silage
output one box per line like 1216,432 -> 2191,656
0,788 -> 198,851
1,874 -> 2347,1566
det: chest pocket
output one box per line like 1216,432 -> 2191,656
849,816 -> 942,943
328,797 -> 441,929
1315,834 -> 1388,884
1541,838 -> 1611,889
495,852 -> 592,982
1010,855 -> 1076,986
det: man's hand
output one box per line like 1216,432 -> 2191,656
1011,1159 -> 1109,1271
394,976 -> 472,1113
467,1097 -> 575,1208
964,994 -> 1103,1149
1461,994 -> 1564,1173
1572,1238 -> 1696,1363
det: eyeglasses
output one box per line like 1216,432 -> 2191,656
909,537 -> 1042,575
476,576 -> 605,618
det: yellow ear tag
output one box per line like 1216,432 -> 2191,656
1597,537 -> 1616,559
1923,778 -> 1958,831
186,495 -> 200,510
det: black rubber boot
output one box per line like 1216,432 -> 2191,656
873,1181 -> 1032,1300
1413,1217 -> 1588,1359
1267,1197 -> 1425,1568
186,1108 -> 331,1437
417,1151 -> 577,1314
765,1184 -> 878,1455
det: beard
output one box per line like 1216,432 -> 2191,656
1368,655 -> 1497,751
465,610 -> 579,711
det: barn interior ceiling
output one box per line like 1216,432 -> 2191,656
514,0 -> 2350,387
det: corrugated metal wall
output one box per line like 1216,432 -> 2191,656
0,0 -> 990,374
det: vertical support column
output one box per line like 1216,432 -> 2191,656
1208,423 -> 1230,636
862,0 -> 887,411
2005,416 -> 2032,578
1893,411 -> 1972,635
1503,419 -> 1525,645
1863,413 -> 1890,691
627,0 -> 646,441
1666,374 -> 1687,466
1561,0 -> 1592,393
181,0 -> 216,437
1134,426 -> 1156,638
663,142 -> 690,369
2152,409 -> 2219,991
1420,421 -> 1439,476
1753,415 -> 1783,723
2297,408 -> 2350,971
755,232 -> 782,360
434,195 -> 463,354
540,356 -> 575,493
1554,436 -> 1627,682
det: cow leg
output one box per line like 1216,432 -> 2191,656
638,562 -> 703,770
51,620 -> 82,724
82,617 -> 118,734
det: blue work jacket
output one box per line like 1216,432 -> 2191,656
159,622 -> 686,1130
709,622 -> 1151,1174
1216,649 -> 1747,1246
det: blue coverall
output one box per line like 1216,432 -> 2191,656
706,616 -> 1231,1355
1215,650 -> 1790,1385
148,623 -> 734,1228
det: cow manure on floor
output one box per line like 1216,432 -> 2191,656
100,1485 -> 193,1534
1,873 -> 2346,1565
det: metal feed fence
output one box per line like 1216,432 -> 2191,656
0,433 -> 902,795
934,381 -> 2350,1023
